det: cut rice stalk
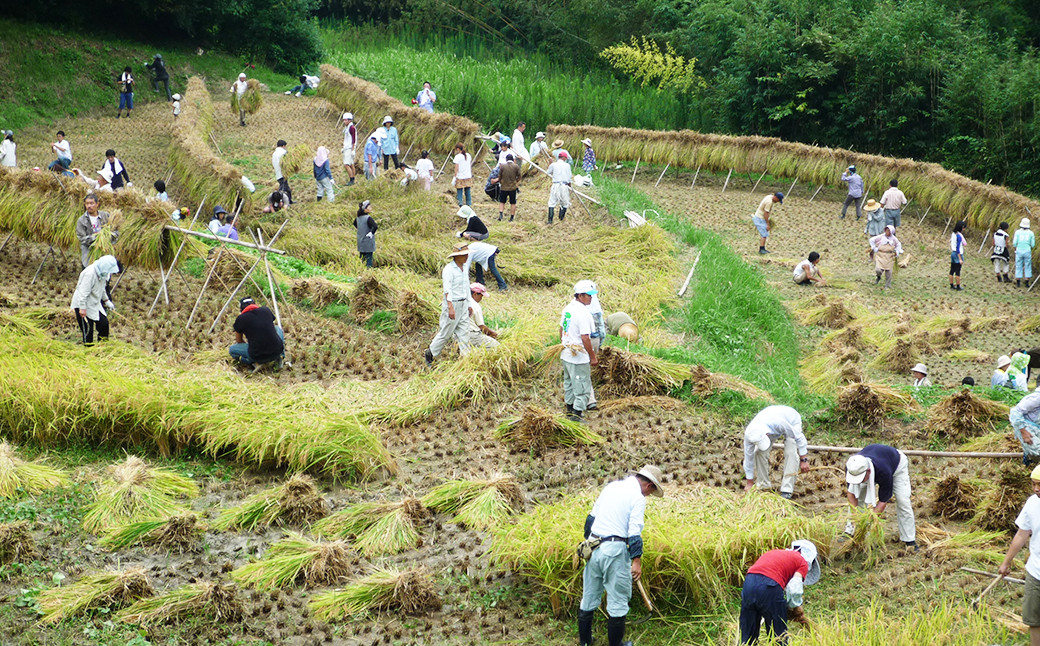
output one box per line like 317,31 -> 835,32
117,581 -> 241,625
924,390 -> 1010,442
99,513 -> 203,551
214,474 -> 329,531
82,456 -> 195,534
0,442 -> 69,498
494,406 -> 605,452
595,345 -> 689,397
231,533 -> 355,590
0,521 -> 37,565
833,507 -> 887,566
37,567 -> 153,623
596,396 -> 685,413
308,566 -> 441,620
689,365 -> 774,401
312,497 -> 429,557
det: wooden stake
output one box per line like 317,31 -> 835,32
786,178 -> 797,198
690,165 -> 701,189
917,205 -> 932,225
1029,274 -> 1040,292
31,246 -> 55,285
164,226 -> 286,254
939,217 -> 953,241
149,199 -> 205,316
808,185 -> 824,202
0,231 -> 14,254
209,132 -> 223,157
677,252 -> 702,297
654,163 -> 670,188
187,201 -> 243,329
778,443 -> 1020,458
401,142 -> 414,165
631,156 -> 641,184
721,168 -> 733,193
207,220 -> 288,333
751,170 -> 766,193
978,229 -> 991,254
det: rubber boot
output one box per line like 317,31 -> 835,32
565,403 -> 575,415
1018,279 -> 1022,287
998,275 -> 1004,284
578,609 -> 595,646
606,615 -> 627,646
560,207 -> 567,222
548,207 -> 554,224
1005,274 -> 1012,283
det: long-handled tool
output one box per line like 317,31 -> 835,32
631,580 -> 655,625
971,574 -> 1005,609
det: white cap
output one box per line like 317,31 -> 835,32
238,73 -> 247,79
1022,218 -> 1031,229
97,167 -> 114,182
573,280 -> 598,295
845,455 -> 871,484
343,112 -> 353,120
790,540 -> 821,585
382,115 -> 393,124
535,131 -> 545,139
746,424 -> 772,452
911,363 -> 928,375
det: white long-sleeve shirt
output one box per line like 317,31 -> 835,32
742,405 -> 808,479
548,158 -> 572,183
589,476 -> 645,539
441,261 -> 469,302
511,129 -> 529,161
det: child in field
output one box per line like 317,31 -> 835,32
949,220 -> 966,291
415,151 -> 435,191
992,221 -> 1012,283
153,180 -> 168,202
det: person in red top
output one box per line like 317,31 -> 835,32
739,540 -> 820,644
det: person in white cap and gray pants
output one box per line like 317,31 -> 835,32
1015,217 -> 1036,287
547,152 -> 572,224
845,443 -> 917,550
578,464 -> 664,646
425,244 -> 471,366
739,540 -> 820,644
230,73 -> 248,126
560,280 -> 598,422
742,405 -> 809,499
342,112 -> 357,185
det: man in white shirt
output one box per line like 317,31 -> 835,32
792,252 -> 825,286
511,122 -> 529,165
752,192 -> 783,255
529,132 -> 549,165
465,283 -> 499,350
48,131 -> 72,172
880,179 -> 908,229
415,82 -> 436,113
999,464 -> 1040,646
342,113 -> 357,185
743,405 -> 810,499
230,73 -> 248,126
425,245 -> 472,367
579,464 -> 664,646
272,140 -> 293,204
548,153 -> 573,224
560,280 -> 598,422
464,241 -> 508,291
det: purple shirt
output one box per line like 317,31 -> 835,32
842,172 -> 864,198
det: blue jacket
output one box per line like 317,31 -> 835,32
364,140 -> 380,163
313,159 -> 332,181
381,127 -> 399,155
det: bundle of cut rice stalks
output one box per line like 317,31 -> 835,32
290,277 -> 352,310
595,346 -> 689,397
794,294 -> 867,328
1017,314 -> 1040,334
915,522 -> 1005,564
82,456 -> 196,534
689,364 -> 773,401
214,474 -> 329,531
833,506 -> 888,566
0,441 -> 69,498
923,390 -> 1010,442
230,78 -> 263,115
350,275 -> 395,324
37,567 -> 153,623
944,348 -> 991,363
799,353 -> 863,396
835,382 -> 919,427
422,474 -> 525,530
931,476 -> 982,521
869,336 -> 921,373
118,581 -> 241,625
974,466 -> 1031,534
309,566 -> 441,620
232,533 -> 356,590
99,513 -> 204,551
0,521 -> 37,565
312,497 -> 430,557
821,326 -> 866,352
395,290 -> 438,332
960,431 -> 1020,453
280,143 -> 312,176
495,406 -> 605,453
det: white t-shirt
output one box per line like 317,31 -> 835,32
466,297 -> 485,335
208,219 -> 221,234
453,153 -> 473,180
272,147 -> 287,179
589,476 -> 645,539
1016,495 -> 1040,580
415,158 -> 435,180
560,299 -> 594,364
793,259 -> 814,282
54,139 -> 71,160
549,159 -> 572,183
232,80 -> 248,97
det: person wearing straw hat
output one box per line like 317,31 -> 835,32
230,73 -> 248,126
1011,389 -> 1040,466
863,198 -> 885,236
455,206 -> 488,241
425,244 -> 472,367
752,192 -> 783,255
0,130 -> 15,168
380,116 -> 401,170
993,355 -> 1015,388
560,280 -> 598,423
910,363 -> 931,388
529,131 -> 549,164
840,165 -> 864,220
551,139 -> 572,165
578,464 -> 664,646
75,194 -> 118,268
739,540 -> 820,644
606,312 -> 639,343
547,151 -> 573,224
998,463 -> 1040,645
868,224 -> 902,289
465,283 -> 499,350
581,138 -> 597,173
230,297 -> 285,371
743,405 -> 810,499
342,113 -> 357,186
71,254 -> 120,344
880,179 -> 907,228
1014,218 -> 1036,287
844,443 -> 917,550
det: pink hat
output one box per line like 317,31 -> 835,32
469,283 -> 488,295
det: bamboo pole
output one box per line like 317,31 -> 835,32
31,246 -> 54,285
690,165 -> 701,189
961,568 -> 1025,585
654,163 -> 670,188
631,156 -> 640,184
787,177 -> 797,198
163,226 -> 286,254
809,185 -> 824,202
0,231 -> 14,254
677,252 -> 701,297
258,229 -> 281,328
939,217 -> 953,241
751,170 -> 767,193
775,443 -> 1019,458
149,199 -> 205,316
917,205 -> 932,225
1028,273 -> 1040,292
526,154 -> 602,205
436,152 -> 452,179
401,142 -> 414,165
186,200 -> 243,329
978,229 -> 991,254
207,220 -> 288,333
721,168 -> 733,193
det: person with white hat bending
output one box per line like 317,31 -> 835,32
845,443 -> 917,550
606,312 -> 639,343
739,539 -> 820,644
743,405 -> 810,500
998,464 -> 1040,646
425,244 -> 472,367
910,363 -> 931,388
560,281 -> 599,423
342,113 -> 357,186
1015,218 -> 1036,288
455,206 -> 488,241
578,464 -> 664,646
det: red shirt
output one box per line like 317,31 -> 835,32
747,550 -> 808,587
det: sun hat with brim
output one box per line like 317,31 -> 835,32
573,279 -> 598,295
845,454 -> 871,485
581,138 -> 592,146
448,244 -> 470,258
552,139 -> 564,149
635,464 -> 665,497
172,94 -> 181,101
998,355 -> 1012,369
382,115 -> 393,125
1022,218 -> 1031,229
457,205 -> 476,219
911,363 -> 928,375
791,540 -> 821,585
535,132 -> 545,139
865,199 -> 881,210
97,168 -> 114,182
470,283 -> 488,295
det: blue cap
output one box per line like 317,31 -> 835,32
775,192 -> 784,203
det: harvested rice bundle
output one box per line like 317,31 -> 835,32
0,521 -> 37,565
395,290 -> 438,332
82,456 -> 196,534
309,566 -> 441,620
214,474 -> 329,531
290,277 -> 352,310
796,602 -> 1007,644
280,143 -> 312,176
0,441 -> 69,498
869,336 -> 920,373
917,524 -> 1005,564
350,275 -> 394,324
422,474 -> 525,530
232,533 -> 355,590
118,582 -> 241,625
1017,314 -> 1040,334
99,513 -> 204,551
230,78 -> 263,115
495,406 -> 605,452
596,346 -> 689,397
931,476 -> 979,521
37,567 -> 153,623
944,348 -> 990,363
794,295 -> 866,328
313,497 -> 429,557
835,383 -> 883,427
17,306 -> 76,336
960,431 -> 1020,453
799,353 -> 862,396
833,507 -> 887,566
923,390 -> 1010,441
206,248 -> 256,289
822,326 -> 866,352
974,467 -> 1031,534
596,396 -> 685,413
689,365 -> 773,401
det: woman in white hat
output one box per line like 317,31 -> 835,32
739,539 -> 820,644
380,116 -> 401,170
70,255 -> 120,344
1014,217 -> 1036,287
910,363 -> 930,388
581,138 -> 597,173
994,354 -> 1015,388
455,206 -> 488,241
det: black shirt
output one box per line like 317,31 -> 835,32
233,306 -> 284,364
466,216 -> 488,235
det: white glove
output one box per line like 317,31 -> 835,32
365,232 -> 373,239
104,300 -> 115,312
844,520 -> 854,536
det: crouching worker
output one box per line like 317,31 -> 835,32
1011,387 -> 1040,466
71,255 -> 120,345
579,465 -> 664,646
465,283 -> 499,350
739,540 -> 821,645
998,464 -> 1040,646
743,405 -> 810,499
230,297 -> 285,371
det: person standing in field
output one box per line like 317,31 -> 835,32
415,82 -> 436,113
76,194 -> 118,268
1011,388 -> 1040,466
993,222 -> 1012,283
153,180 -> 168,202
465,283 -> 499,350
863,199 -> 886,237
497,155 -> 521,222
230,297 -> 285,370
313,146 -> 334,203
742,405 -> 810,499
230,73 -> 249,126
551,139 -> 572,165
425,244 -> 472,367
844,443 -> 917,550
998,463 -> 1040,646
415,151 -> 435,191
453,143 -> 473,207
548,152 -> 572,224
840,165 -> 864,220
146,54 -> 172,101
1015,218 -> 1036,287
584,282 -> 606,411
48,131 -> 72,172
511,122 -> 529,166
455,206 -> 488,241
355,200 -> 377,268
272,140 -> 293,205
739,540 -> 820,645
484,164 -> 502,203
530,131 -> 550,165
0,131 -> 15,168
581,138 -> 597,174
880,179 -> 907,228
71,255 -> 120,345
793,252 -> 825,286
949,220 -> 966,291
868,224 -> 902,289
560,280 -> 598,423
171,93 -> 181,119
364,135 -> 380,181
116,66 -> 135,119
342,113 -> 357,186
380,116 -> 401,170
752,192 -> 783,255
103,149 -> 130,191
577,464 -> 664,646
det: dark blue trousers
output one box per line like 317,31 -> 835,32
739,573 -> 788,644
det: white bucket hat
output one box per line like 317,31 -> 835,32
790,540 -> 821,585
845,454 -> 871,485
635,464 -> 664,497
998,355 -> 1012,369
457,205 -> 475,219
238,73 -> 247,79
382,115 -> 393,125
746,424 -> 772,452
1022,218 -> 1031,229
581,138 -> 592,146
911,363 -> 928,375
97,167 -> 114,182
535,131 -> 546,139
172,93 -> 181,101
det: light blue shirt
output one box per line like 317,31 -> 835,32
842,171 -> 864,198
381,127 -> 399,155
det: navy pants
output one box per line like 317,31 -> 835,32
474,251 -> 507,290
739,573 -> 788,645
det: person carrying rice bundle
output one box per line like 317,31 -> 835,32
230,73 -> 248,126
75,193 -> 118,268
739,540 -> 820,645
998,463 -> 1040,646
844,444 -> 917,551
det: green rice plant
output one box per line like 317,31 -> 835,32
944,348 -> 989,362
794,600 -> 1009,645
422,474 -> 525,530
37,567 -> 153,623
99,513 -> 203,551
312,497 -> 429,558
0,441 -> 69,498
231,533 -> 354,590
308,566 -> 441,620
214,474 -> 328,531
494,406 -> 605,452
82,456 -> 194,534
117,582 -> 241,625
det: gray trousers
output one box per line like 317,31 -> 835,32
429,299 -> 469,357
842,195 -> 863,219
754,437 -> 800,494
80,243 -> 92,268
316,177 -> 335,201
563,360 -> 592,412
847,451 -> 915,542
